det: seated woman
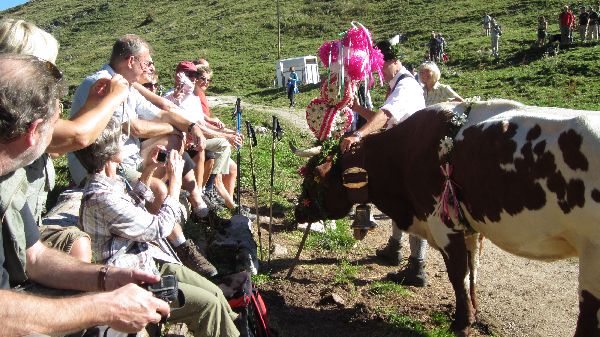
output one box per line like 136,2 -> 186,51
74,119 -> 239,337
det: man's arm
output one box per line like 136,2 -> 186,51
0,283 -> 167,335
126,118 -> 180,139
46,75 -> 129,154
2,241 -> 169,335
340,100 -> 389,153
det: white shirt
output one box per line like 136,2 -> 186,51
380,67 -> 426,129
67,65 -> 161,185
163,88 -> 205,125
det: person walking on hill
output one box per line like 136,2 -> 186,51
287,66 -> 300,108
483,13 -> 492,36
578,6 -> 590,42
588,6 -> 599,41
537,16 -> 548,46
560,5 -> 574,46
491,19 -> 502,58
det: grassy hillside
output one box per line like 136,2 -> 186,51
2,0 -> 600,112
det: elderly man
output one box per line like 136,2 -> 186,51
67,34 -> 217,277
341,40 -> 429,287
0,53 -> 169,335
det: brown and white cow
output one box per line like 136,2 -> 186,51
295,99 -> 600,337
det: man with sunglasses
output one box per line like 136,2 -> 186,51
0,54 -> 170,335
67,35 -> 219,278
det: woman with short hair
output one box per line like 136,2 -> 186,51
418,61 -> 464,106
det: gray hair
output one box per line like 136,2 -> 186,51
0,18 -> 59,63
419,61 -> 441,83
73,118 -> 121,174
109,34 -> 150,66
0,54 -> 66,142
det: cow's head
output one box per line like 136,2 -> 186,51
295,142 -> 353,224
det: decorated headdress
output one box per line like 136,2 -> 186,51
306,22 -> 384,141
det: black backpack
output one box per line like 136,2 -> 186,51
218,272 -> 274,337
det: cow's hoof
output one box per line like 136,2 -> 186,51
353,228 -> 369,240
450,324 -> 470,337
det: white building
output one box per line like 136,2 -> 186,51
275,56 -> 320,88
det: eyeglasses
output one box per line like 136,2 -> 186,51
142,82 -> 158,90
43,59 -> 64,82
135,57 -> 155,70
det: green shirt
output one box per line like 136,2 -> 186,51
0,168 -> 41,288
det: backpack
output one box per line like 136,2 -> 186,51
218,272 -> 274,337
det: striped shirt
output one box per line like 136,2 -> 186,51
80,174 -> 182,274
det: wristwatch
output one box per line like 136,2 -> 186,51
187,122 -> 198,133
352,130 -> 362,141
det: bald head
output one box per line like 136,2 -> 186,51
0,53 -> 66,142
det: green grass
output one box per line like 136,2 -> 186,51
332,259 -> 361,285
368,280 -> 411,297
3,0 -> 600,112
305,218 -> 356,252
376,307 -> 455,337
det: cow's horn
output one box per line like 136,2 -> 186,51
289,141 -> 322,157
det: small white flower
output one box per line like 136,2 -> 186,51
451,113 -> 467,126
439,136 -> 454,155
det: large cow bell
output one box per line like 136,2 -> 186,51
351,204 -> 377,240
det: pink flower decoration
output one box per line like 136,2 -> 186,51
298,166 -> 308,177
342,27 -> 371,51
318,40 -> 339,68
346,52 -> 369,81
370,47 -> 384,71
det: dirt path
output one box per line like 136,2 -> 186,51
208,95 -> 580,337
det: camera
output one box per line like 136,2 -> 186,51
146,275 -> 178,303
156,149 -> 168,163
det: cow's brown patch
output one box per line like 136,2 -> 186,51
559,129 -> 589,171
592,189 -> 600,202
575,290 -> 600,336
527,124 -> 541,141
450,123 -> 593,220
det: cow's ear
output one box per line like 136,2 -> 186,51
315,159 -> 333,179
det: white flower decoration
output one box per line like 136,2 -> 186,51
439,136 -> 454,156
451,113 -> 468,127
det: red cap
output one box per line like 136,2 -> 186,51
176,61 -> 197,73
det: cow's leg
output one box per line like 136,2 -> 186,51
433,229 -> 474,336
574,245 -> 600,337
465,233 -> 481,317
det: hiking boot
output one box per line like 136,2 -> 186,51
375,237 -> 402,266
203,192 -> 225,212
351,204 -> 377,230
235,205 -> 257,221
388,256 -> 428,287
175,239 -> 218,278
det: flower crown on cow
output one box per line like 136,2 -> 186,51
305,22 -> 384,142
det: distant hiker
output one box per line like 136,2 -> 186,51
538,16 -> 548,46
428,31 -> 439,61
491,19 -> 502,57
287,66 -> 300,108
588,6 -> 599,41
578,6 -> 590,42
483,13 -> 492,36
559,5 -> 574,45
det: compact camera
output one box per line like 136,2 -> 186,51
156,149 -> 168,163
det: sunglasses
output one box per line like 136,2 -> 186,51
43,59 -> 64,81
142,82 -> 158,90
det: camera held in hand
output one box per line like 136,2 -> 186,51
146,274 -> 179,303
156,149 -> 168,163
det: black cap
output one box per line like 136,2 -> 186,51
376,39 -> 400,61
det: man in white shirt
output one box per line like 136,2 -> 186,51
67,35 -> 218,277
341,39 -> 429,287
